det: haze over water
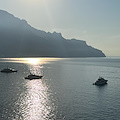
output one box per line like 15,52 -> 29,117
0,57 -> 120,120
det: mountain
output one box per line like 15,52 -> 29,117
0,10 -> 105,57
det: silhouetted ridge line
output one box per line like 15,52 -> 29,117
0,10 -> 105,58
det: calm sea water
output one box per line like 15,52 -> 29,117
0,57 -> 120,120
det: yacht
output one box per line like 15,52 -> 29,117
93,77 -> 108,86
25,74 -> 43,80
1,68 -> 17,73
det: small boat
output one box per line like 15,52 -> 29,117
25,73 -> 43,80
93,77 -> 108,86
1,68 -> 17,73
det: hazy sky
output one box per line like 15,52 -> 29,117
0,0 -> 120,56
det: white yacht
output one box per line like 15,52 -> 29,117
1,68 -> 17,73
25,73 -> 43,80
93,77 -> 108,86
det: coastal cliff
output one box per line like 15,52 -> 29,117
0,10 -> 105,57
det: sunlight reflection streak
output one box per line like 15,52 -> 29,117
16,80 -> 56,120
0,58 -> 61,65
14,59 -> 57,120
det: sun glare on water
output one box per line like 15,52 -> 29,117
1,58 -> 62,65
22,58 -> 61,65
26,58 -> 39,65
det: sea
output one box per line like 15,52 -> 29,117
0,57 -> 120,120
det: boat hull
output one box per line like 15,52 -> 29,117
93,78 -> 108,86
1,68 -> 17,73
94,81 -> 108,86
25,75 -> 43,80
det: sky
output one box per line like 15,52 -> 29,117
0,0 -> 120,56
